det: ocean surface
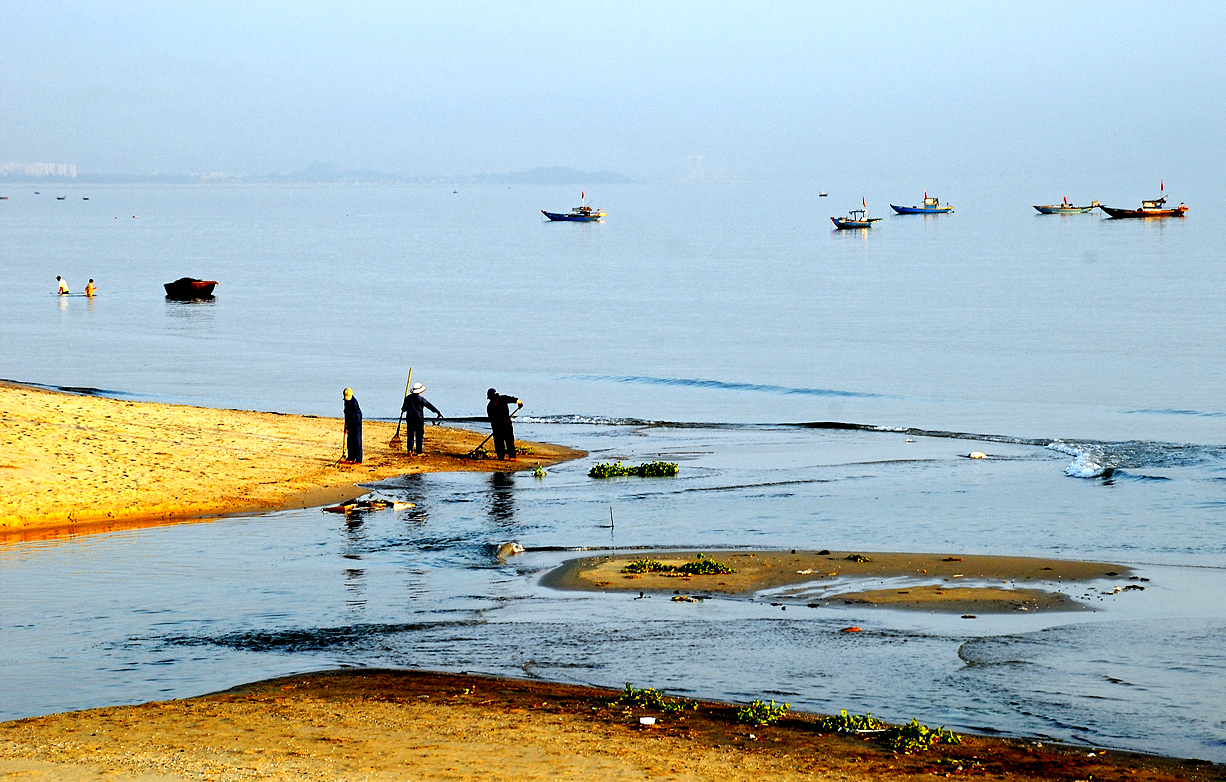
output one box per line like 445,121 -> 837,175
2,182 -> 1225,761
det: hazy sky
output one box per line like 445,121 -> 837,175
2,2 -> 1222,182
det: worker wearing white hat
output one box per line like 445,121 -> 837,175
401,381 -> 442,456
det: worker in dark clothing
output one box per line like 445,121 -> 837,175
486,388 -> 523,460
342,388 -> 363,464
401,382 -> 442,456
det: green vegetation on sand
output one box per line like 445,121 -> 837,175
588,461 -> 679,478
621,552 -> 736,576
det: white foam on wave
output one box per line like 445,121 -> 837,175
1048,441 -> 1107,478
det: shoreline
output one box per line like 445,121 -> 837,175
1,669 -> 1218,781
542,549 -> 1135,613
0,381 -> 585,540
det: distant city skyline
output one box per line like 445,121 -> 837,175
1,162 -> 77,178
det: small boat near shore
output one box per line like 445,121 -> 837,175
891,192 -> 953,214
831,200 -> 882,229
1033,198 -> 1100,214
542,191 -> 605,222
163,277 -> 218,299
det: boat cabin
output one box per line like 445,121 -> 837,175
923,196 -> 941,208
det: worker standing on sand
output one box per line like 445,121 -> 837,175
486,388 -> 523,461
342,388 -> 363,464
56,276 -> 69,294
85,279 -> 97,297
401,382 -> 442,456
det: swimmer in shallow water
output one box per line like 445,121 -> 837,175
85,279 -> 96,297
56,276 -> 69,295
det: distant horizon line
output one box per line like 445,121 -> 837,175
0,164 -> 639,186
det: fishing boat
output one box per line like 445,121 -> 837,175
542,191 -> 605,222
831,199 -> 882,229
1033,197 -> 1100,214
1099,184 -> 1187,219
163,277 -> 218,299
890,192 -> 953,214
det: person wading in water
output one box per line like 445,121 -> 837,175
401,382 -> 442,456
342,388 -> 363,464
486,388 -> 523,461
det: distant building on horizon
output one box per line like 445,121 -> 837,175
1,162 -> 77,178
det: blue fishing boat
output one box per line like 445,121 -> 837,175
831,199 -> 882,229
1033,197 -> 1100,215
890,192 -> 953,214
542,192 -> 605,222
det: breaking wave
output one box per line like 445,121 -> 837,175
1048,440 -> 1225,479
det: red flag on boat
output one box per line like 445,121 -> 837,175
1160,181 -> 1164,192
862,197 -> 866,208
581,191 -> 585,200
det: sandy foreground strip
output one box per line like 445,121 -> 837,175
543,550 -> 1137,613
0,382 -> 583,539
1,669 -> 1218,782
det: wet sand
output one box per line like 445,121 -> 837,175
543,550 -> 1133,613
1,669 -> 1217,782
0,382 -> 584,539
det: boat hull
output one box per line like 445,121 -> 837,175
1033,204 -> 1097,214
541,210 -> 603,222
1099,205 -> 1187,219
831,217 -> 880,229
164,278 -> 217,298
891,204 -> 954,214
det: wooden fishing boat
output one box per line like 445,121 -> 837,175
1033,198 -> 1100,214
1099,195 -> 1187,219
891,192 -> 953,214
163,277 -> 218,298
542,191 -> 605,222
831,204 -> 881,229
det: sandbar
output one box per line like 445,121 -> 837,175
0,669 -> 1216,781
0,381 -> 584,539
543,550 -> 1134,613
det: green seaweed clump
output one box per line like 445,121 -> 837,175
736,699 -> 789,727
588,461 -> 679,478
622,558 -> 671,574
817,709 -> 885,733
882,719 -> 962,754
677,552 -> 735,575
621,553 -> 735,576
612,683 -> 697,713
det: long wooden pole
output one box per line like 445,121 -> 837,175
389,367 -> 412,446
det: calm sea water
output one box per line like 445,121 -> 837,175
2,183 -> 1225,760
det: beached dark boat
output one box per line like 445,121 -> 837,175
831,200 -> 882,229
1099,196 -> 1187,219
1033,198 -> 1100,214
163,277 -> 218,299
891,192 -> 953,214
542,191 -> 605,222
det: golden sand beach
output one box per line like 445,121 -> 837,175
0,381 -> 583,539
1,670 -> 1217,782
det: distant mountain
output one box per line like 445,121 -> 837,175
461,167 -> 635,185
